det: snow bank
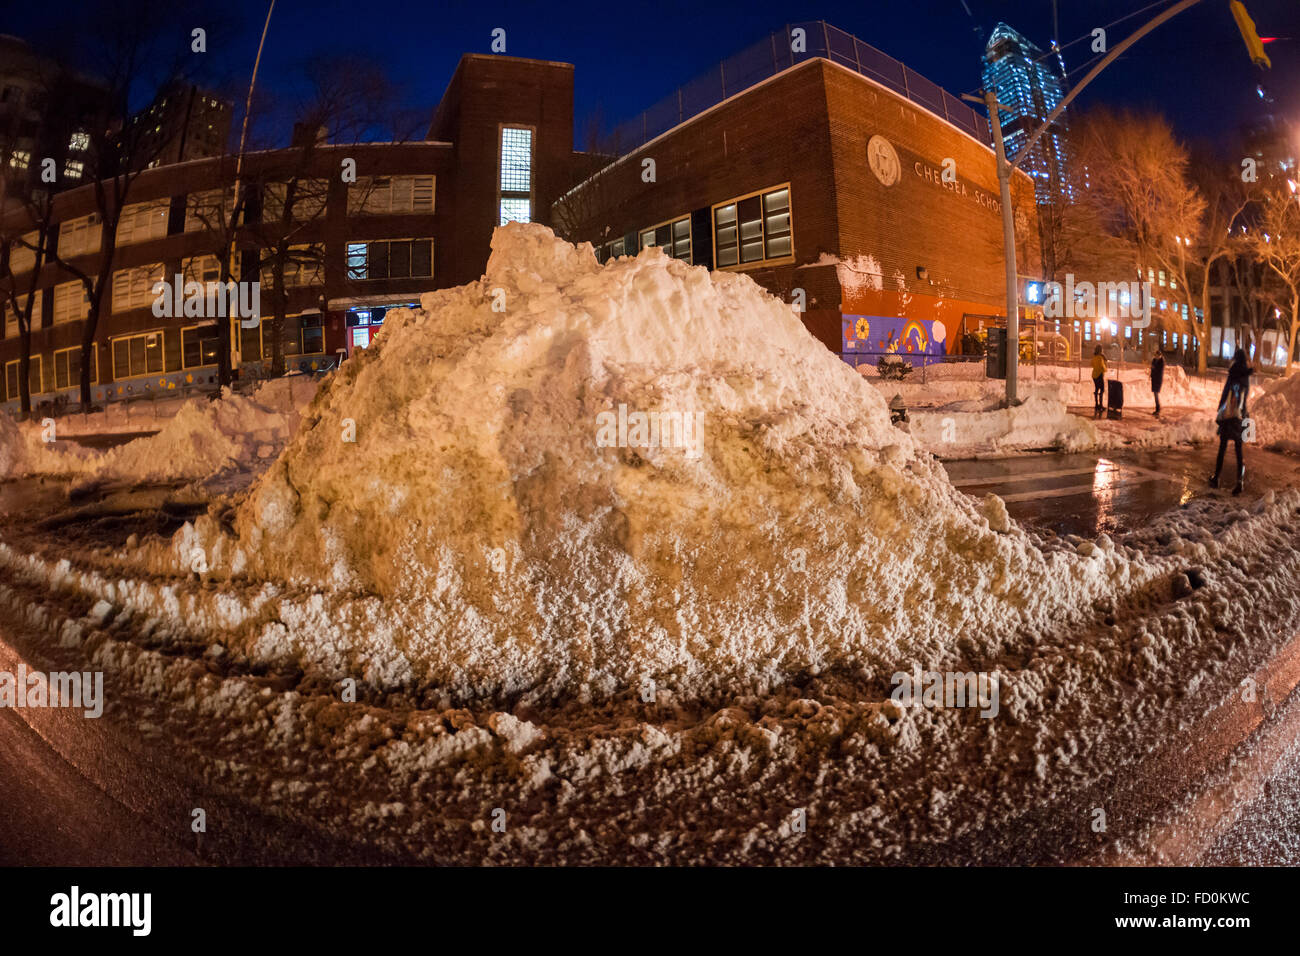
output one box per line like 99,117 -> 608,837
1253,372 -> 1300,452
2,378 -> 312,482
905,384 -> 1097,455
172,224 -> 1150,705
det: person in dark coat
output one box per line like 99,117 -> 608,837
1149,350 -> 1165,416
1209,348 -> 1252,495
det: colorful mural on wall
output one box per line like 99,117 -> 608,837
841,314 -> 948,365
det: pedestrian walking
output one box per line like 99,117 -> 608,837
1091,345 -> 1107,414
1209,347 -> 1253,496
1150,350 -> 1165,417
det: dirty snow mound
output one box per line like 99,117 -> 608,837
176,224 -> 1137,704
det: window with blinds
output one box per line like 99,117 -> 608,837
5,357 -> 42,400
183,254 -> 237,284
116,199 -> 170,245
111,262 -> 165,313
8,231 -> 40,273
263,244 -> 324,287
185,188 -> 233,232
4,293 -> 41,337
263,180 -> 329,222
53,281 -> 90,324
638,217 -> 692,261
60,214 -> 101,257
712,185 -> 793,269
349,175 -> 435,215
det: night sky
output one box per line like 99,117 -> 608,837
7,0 -> 1299,152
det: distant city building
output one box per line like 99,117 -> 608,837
0,34 -> 108,206
133,80 -> 233,168
982,23 -> 1074,205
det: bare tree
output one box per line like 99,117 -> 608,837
0,194 -> 56,417
1247,182 -> 1300,371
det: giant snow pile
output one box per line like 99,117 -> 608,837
176,224 -> 1146,703
1254,371 -> 1300,452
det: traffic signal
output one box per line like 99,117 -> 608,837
1230,1 -> 1272,69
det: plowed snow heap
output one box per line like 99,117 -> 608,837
185,224 -> 1111,702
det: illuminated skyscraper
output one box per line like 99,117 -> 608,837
982,23 -> 1073,205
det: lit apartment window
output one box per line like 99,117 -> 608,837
263,180 -> 329,221
68,130 -> 90,152
499,127 -> 533,225
112,262 -> 165,312
184,188 -> 232,232
111,331 -> 164,378
9,150 -> 30,170
53,281 -> 90,324
53,346 -> 95,390
5,357 -> 42,401
116,199 -> 170,245
713,185 -> 793,268
183,254 -> 236,285
346,238 -> 432,280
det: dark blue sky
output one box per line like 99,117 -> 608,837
8,1 -> 1299,151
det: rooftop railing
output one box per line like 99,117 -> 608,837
602,20 -> 991,155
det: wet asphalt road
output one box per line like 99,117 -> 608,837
943,445 -> 1300,538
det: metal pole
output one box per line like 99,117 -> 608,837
985,89 -> 1019,406
230,0 -> 276,373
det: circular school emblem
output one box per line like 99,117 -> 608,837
867,135 -> 901,187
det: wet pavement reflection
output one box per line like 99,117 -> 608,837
943,446 -> 1300,538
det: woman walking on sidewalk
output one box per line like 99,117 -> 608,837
1150,350 -> 1165,417
1210,348 -> 1253,495
1091,345 -> 1107,414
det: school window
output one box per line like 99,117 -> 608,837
184,188 -> 232,232
300,314 -> 324,354
53,346 -> 96,390
63,159 -> 84,180
8,231 -> 39,273
68,130 -> 90,152
5,293 -> 42,338
112,262 -> 165,313
499,127 -> 533,225
5,357 -> 42,400
604,237 -> 625,260
639,216 -> 692,261
60,213 -> 101,257
53,281 -> 90,324
345,238 -> 432,280
263,180 -> 329,222
349,175 -> 435,215
263,244 -> 324,288
183,254 -> 237,284
712,185 -> 794,269
116,198 -> 170,245
111,331 -> 164,378
239,319 -> 262,362
181,325 -> 221,368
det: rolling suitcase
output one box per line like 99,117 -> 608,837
1107,378 -> 1124,419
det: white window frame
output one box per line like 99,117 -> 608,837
638,215 -> 692,261
112,262 -> 166,313
116,198 -> 171,245
60,213 -> 101,258
53,281 -> 90,324
349,175 -> 435,215
498,125 -> 534,226
4,292 -> 41,338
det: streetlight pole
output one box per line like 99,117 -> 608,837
973,0 -> 1206,406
